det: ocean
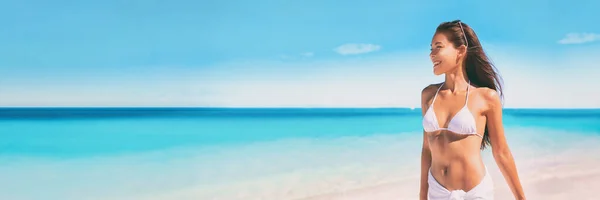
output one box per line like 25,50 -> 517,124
0,108 -> 599,200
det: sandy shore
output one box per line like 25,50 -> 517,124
99,132 -> 600,200
128,147 -> 600,200
300,148 -> 600,200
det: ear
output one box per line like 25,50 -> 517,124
458,45 -> 468,57
454,45 -> 467,65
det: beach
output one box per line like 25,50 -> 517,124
300,140 -> 600,200
0,108 -> 598,200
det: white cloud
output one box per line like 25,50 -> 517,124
2,45 -> 599,108
199,47 -> 600,108
481,47 -> 600,108
558,32 -> 600,44
334,43 -> 381,55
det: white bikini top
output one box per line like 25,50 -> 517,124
422,81 -> 482,137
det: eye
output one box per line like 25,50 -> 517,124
430,46 -> 442,51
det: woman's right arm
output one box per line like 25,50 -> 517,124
420,85 -> 433,200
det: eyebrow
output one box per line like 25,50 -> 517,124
430,42 -> 442,46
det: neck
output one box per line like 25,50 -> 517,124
443,64 -> 470,93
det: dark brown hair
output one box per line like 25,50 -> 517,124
435,20 -> 504,150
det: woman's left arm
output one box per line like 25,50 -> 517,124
484,89 -> 526,200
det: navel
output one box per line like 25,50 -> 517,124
442,167 -> 448,176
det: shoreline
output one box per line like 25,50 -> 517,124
298,147 -> 600,200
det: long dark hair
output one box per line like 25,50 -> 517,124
436,20 -> 504,150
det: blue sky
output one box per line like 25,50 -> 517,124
1,0 -> 599,108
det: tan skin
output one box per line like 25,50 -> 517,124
419,32 -> 526,200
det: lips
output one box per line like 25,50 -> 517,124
433,61 -> 441,68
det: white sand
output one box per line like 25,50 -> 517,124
299,147 -> 600,200
113,139 -> 600,200
124,152 -> 600,200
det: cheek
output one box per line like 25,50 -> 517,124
440,49 -> 457,63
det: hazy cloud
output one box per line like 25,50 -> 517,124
558,33 -> 600,44
334,43 -> 381,55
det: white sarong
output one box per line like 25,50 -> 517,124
427,166 -> 494,200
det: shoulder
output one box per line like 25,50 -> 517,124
474,87 -> 502,113
421,83 -> 442,104
421,83 -> 442,98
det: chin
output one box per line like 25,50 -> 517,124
433,65 -> 450,75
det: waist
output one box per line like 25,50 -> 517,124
429,157 -> 486,191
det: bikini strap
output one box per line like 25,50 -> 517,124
465,80 -> 471,106
431,82 -> 444,105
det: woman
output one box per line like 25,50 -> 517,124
419,20 -> 526,200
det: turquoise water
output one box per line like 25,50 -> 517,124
0,108 -> 599,199
1,108 -> 598,158
0,108 -> 422,158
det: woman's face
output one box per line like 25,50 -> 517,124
429,32 -> 464,75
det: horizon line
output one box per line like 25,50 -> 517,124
0,106 -> 598,110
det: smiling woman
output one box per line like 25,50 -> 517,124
420,20 -> 526,200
